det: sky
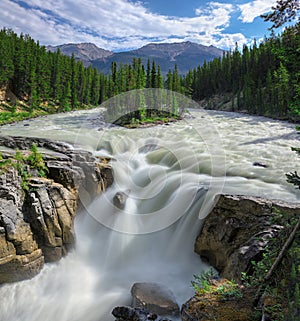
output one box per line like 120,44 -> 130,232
0,0 -> 280,51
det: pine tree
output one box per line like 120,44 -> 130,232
70,54 -> 79,109
274,62 -> 290,116
262,0 -> 300,29
157,65 -> 163,89
151,61 -> 157,88
172,65 -> 179,93
146,59 -> 151,88
90,68 -> 100,105
166,70 -> 173,91
0,29 -> 14,86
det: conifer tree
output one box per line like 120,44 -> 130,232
262,0 -> 300,29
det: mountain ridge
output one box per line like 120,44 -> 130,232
46,41 -> 224,75
47,43 -> 113,67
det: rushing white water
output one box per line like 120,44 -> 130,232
0,108 -> 299,321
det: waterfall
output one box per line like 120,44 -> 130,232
0,108 -> 299,321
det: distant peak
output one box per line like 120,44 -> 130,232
46,42 -> 113,62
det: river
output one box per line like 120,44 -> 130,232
0,107 -> 299,321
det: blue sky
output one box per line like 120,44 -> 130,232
0,0 -> 280,51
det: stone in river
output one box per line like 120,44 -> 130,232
131,282 -> 180,317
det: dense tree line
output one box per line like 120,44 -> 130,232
0,28 -> 103,111
1,24 -> 299,121
180,23 -> 300,119
0,28 -> 171,114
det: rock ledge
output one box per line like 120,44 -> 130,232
0,135 -> 113,283
195,194 -> 300,281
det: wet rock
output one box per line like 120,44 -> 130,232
138,144 -> 158,153
113,190 -> 130,210
112,306 -> 173,321
0,135 -> 72,153
24,177 -> 77,262
0,135 -> 114,200
253,161 -> 268,168
195,194 -> 300,281
0,168 -> 44,283
0,135 -> 114,283
46,159 -> 84,191
131,282 -> 180,317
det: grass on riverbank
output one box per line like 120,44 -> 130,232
0,100 -> 97,125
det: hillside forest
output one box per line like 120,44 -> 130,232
0,22 -> 299,123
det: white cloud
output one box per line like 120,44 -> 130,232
238,0 -> 277,23
0,0 -> 256,50
215,33 -> 248,49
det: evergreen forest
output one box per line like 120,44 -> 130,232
0,22 -> 299,123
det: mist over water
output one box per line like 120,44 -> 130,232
0,107 -> 299,321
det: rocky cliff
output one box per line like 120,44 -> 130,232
0,136 -> 113,283
181,194 -> 300,320
194,194 -> 300,281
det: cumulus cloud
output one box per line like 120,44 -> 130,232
0,0 -> 250,50
195,1 -> 234,27
238,0 -> 277,23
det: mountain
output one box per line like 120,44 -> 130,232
46,43 -> 113,67
47,41 -> 224,75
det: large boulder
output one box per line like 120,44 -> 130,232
113,190 -> 130,210
195,194 -> 300,281
131,283 -> 180,317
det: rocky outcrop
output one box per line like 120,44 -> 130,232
111,283 -> 179,321
113,190 -> 130,210
0,85 -> 7,101
23,177 -> 78,262
195,194 -> 300,281
0,135 -> 113,283
131,283 -> 180,317
181,289 -> 254,321
182,194 -> 300,321
112,306 -> 173,321
0,167 -> 43,283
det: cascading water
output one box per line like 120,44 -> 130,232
0,107 -> 299,321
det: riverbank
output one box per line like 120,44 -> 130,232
0,102 -> 182,129
0,97 -> 99,126
198,93 -> 300,124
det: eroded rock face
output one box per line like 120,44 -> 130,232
24,178 -> 78,262
195,194 -> 300,281
0,168 -> 43,283
0,135 -> 113,283
131,283 -> 180,317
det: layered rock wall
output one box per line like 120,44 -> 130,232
0,135 -> 113,283
0,167 -> 43,283
195,194 -> 300,280
182,194 -> 300,320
